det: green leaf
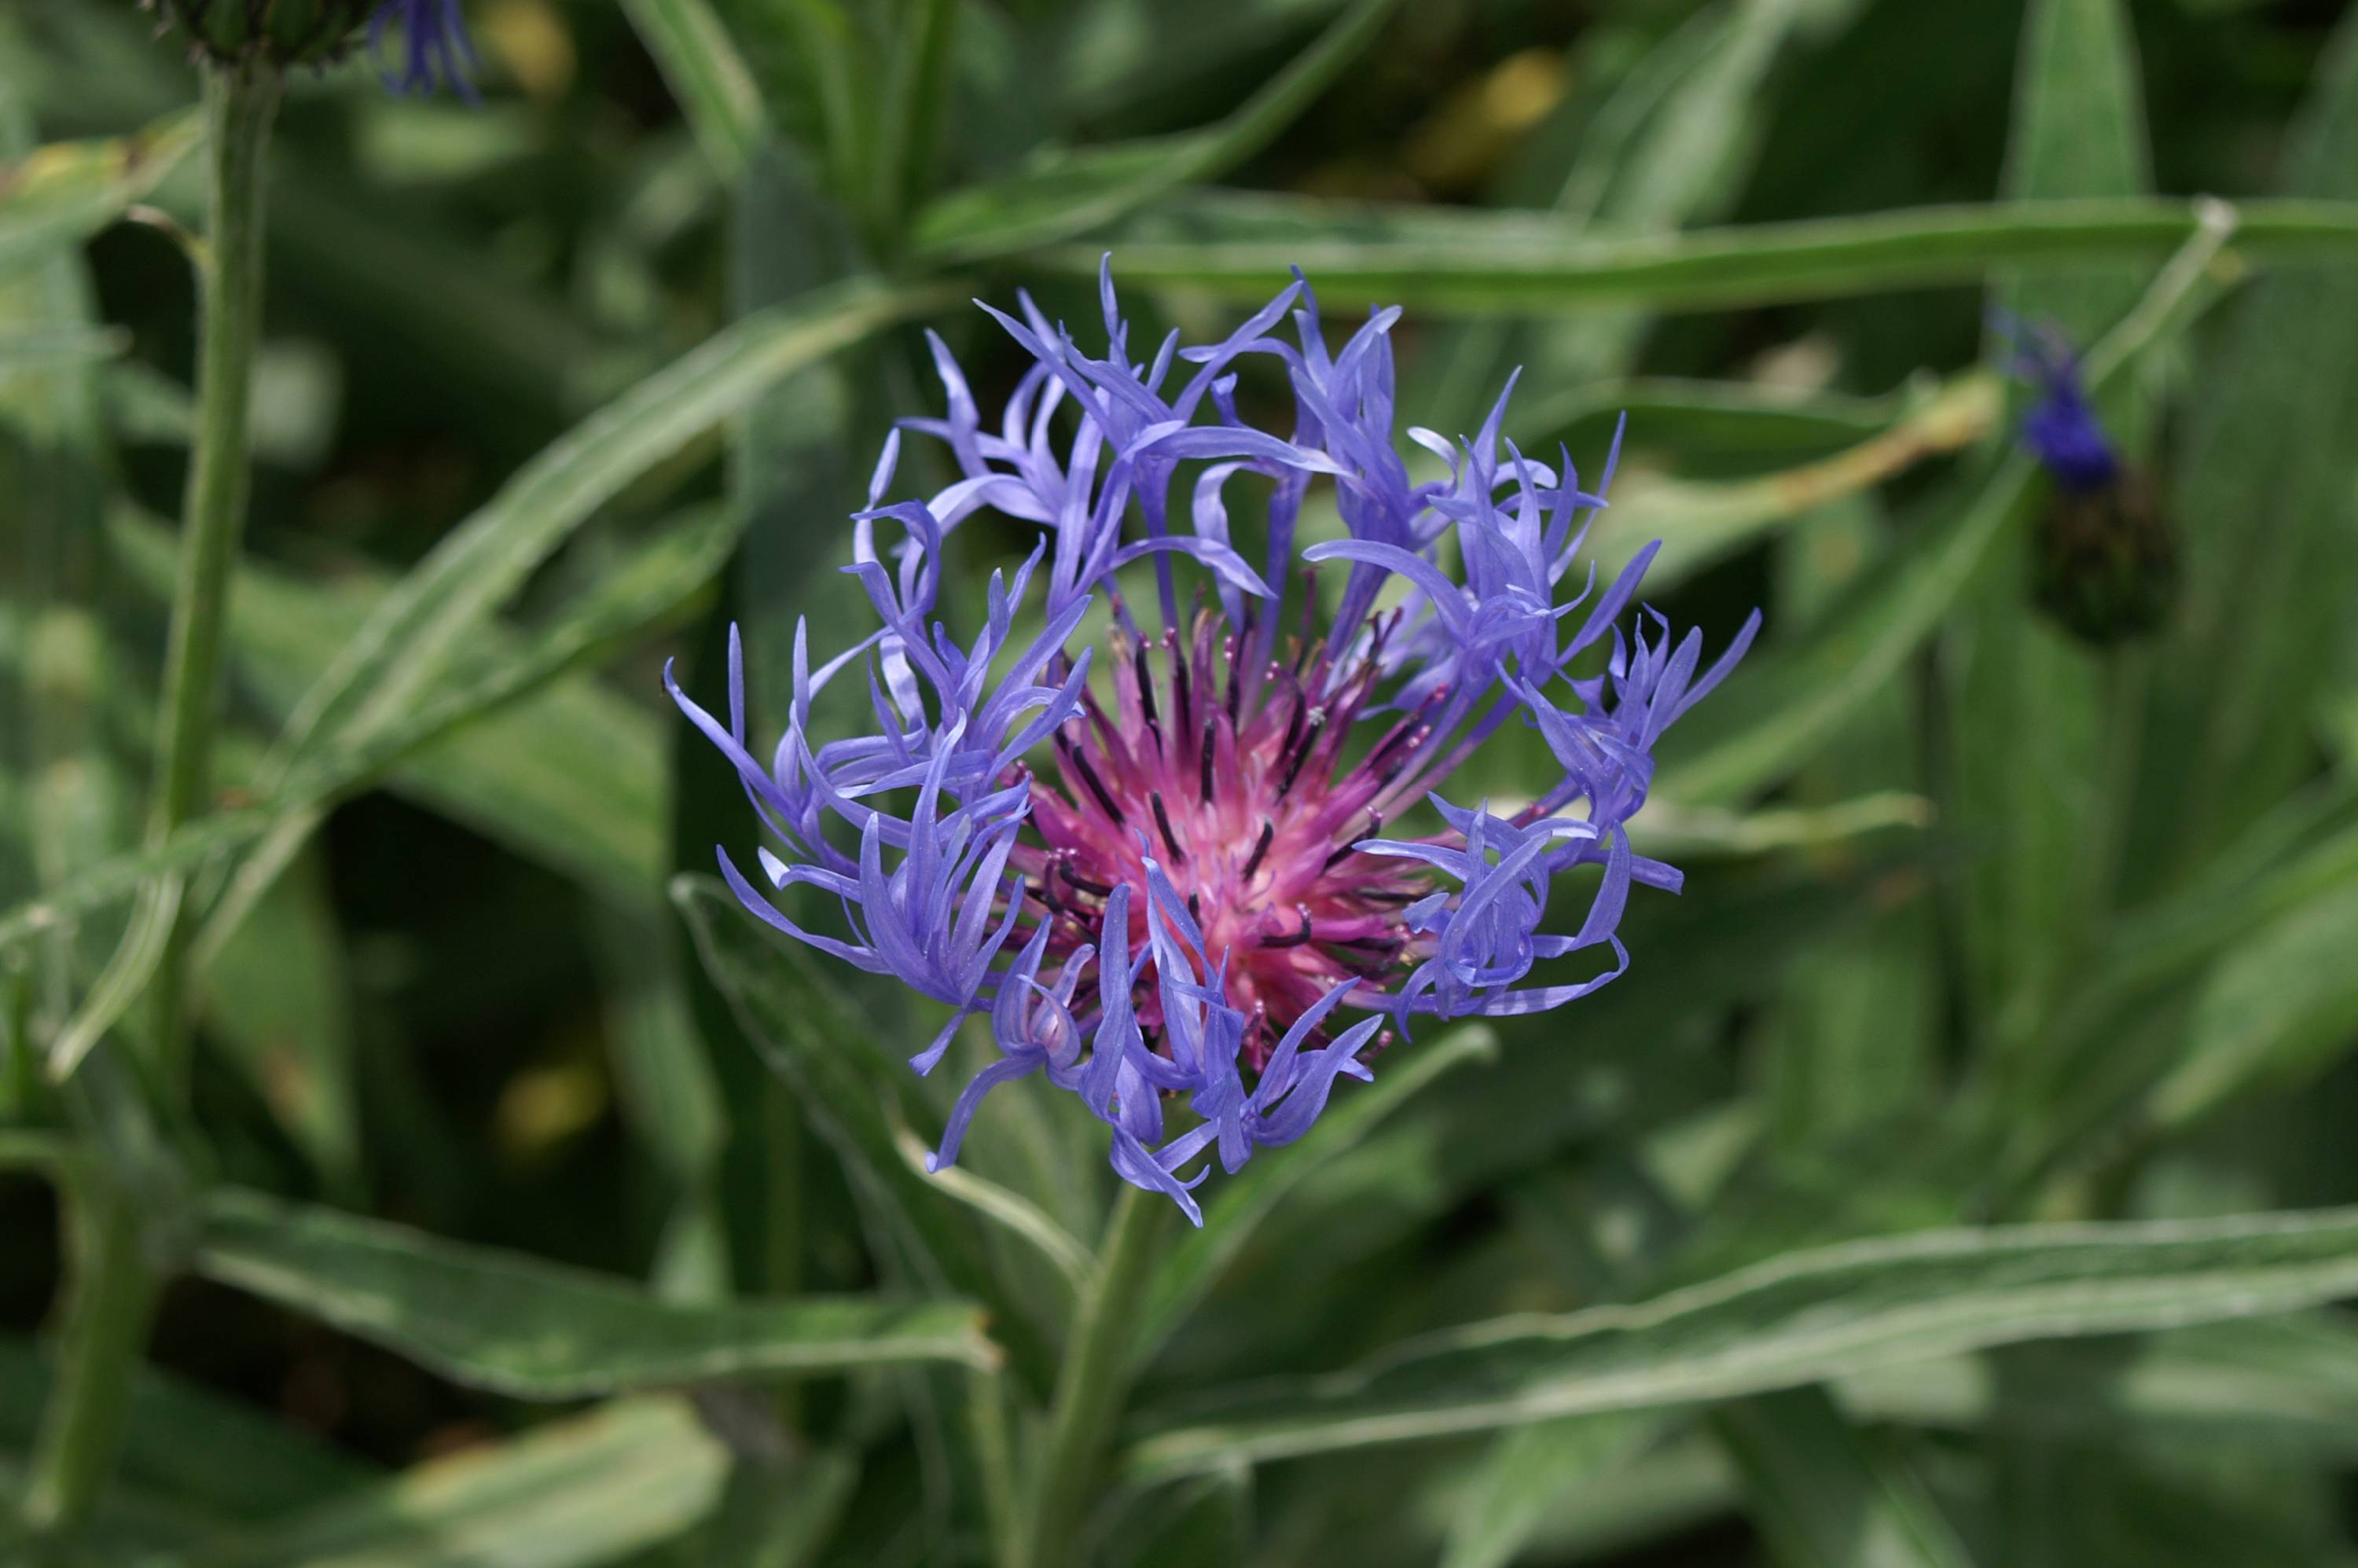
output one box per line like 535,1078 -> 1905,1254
206,1398 -> 727,1568
0,321 -> 123,370
0,500 -> 740,953
1950,0 -> 2150,1074
1189,856 -> 1892,1343
1427,0 -> 1842,431
1630,791 -> 1933,864
1137,1026 -> 1499,1363
274,277 -> 943,774
193,1187 -> 999,1399
2152,9 -> 2358,859
593,903 -> 726,1195
0,61 -> 141,1049
1526,376 -> 1918,459
198,839 -> 364,1195
619,0 -> 767,182
1597,371 -> 1999,597
1126,1203 -> 2358,1477
1107,1464 -> 1254,1568
0,109 -> 200,274
1712,1388 -> 1973,1568
673,873 -> 1060,1394
0,1333 -> 376,1525
1048,0 -> 1356,126
872,0 -> 960,237
911,0 -> 1402,261
2005,800 -> 2358,1180
1075,194 -> 2358,314
891,1124 -> 1092,1295
1439,1412 -> 1672,1568
1841,1311 -> 2358,1458
2147,875 -> 2358,1131
263,158 -> 626,423
1659,457 -> 2033,806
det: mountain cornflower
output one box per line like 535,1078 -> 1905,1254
1996,313 -> 2175,644
674,264 -> 1758,1223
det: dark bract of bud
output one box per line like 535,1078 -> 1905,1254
2033,469 -> 2178,646
149,0 -> 378,70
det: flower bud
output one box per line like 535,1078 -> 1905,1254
149,0 -> 377,70
1996,314 -> 2178,644
2033,471 -> 2177,645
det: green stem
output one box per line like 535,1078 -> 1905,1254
967,1367 -> 1022,1568
1023,1185 -> 1171,1567
20,1172 -> 163,1534
145,61 -> 281,1093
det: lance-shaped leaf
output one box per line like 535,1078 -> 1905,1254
193,1188 -> 1000,1399
618,0 -> 766,182
204,1398 -> 727,1568
1127,1204 -> 2358,1477
674,873 -> 1061,1395
913,0 -> 1401,260
0,108 -> 199,272
1071,193 -> 2358,314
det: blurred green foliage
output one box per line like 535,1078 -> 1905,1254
6,0 -> 2358,1562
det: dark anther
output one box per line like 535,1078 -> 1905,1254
1242,821 -> 1275,880
1059,862 -> 1115,898
1262,905 -> 1315,948
1199,720 -> 1217,804
1151,792 -> 1187,862
1276,711 -> 1326,801
1132,641 -> 1158,729
1324,810 -> 1381,871
1070,750 -> 1125,825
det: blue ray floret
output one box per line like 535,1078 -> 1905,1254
674,263 -> 1760,1223
372,0 -> 479,99
1996,313 -> 2120,492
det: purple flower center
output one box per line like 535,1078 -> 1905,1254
1022,605 -> 1438,1069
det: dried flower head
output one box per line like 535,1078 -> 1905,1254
674,265 -> 1757,1223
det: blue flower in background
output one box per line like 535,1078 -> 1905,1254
1996,313 -> 2120,492
373,0 -> 479,99
1993,311 -> 2177,644
674,265 -> 1758,1223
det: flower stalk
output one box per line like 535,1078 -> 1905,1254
1022,1184 -> 1172,1566
18,1167 -> 164,1534
145,61 -> 281,1090
22,55 -> 280,1543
